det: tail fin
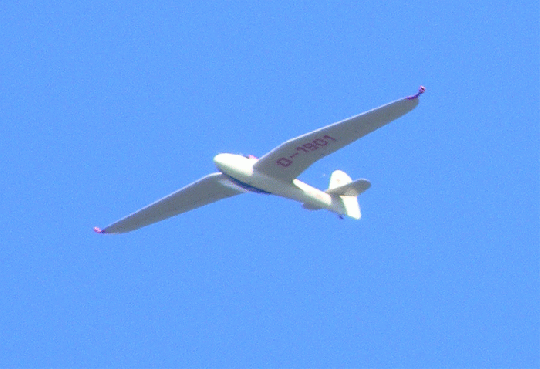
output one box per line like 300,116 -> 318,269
327,170 -> 367,220
328,169 -> 352,190
341,195 -> 361,220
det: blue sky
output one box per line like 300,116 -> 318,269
1,1 -> 538,367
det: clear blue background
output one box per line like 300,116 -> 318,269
1,1 -> 538,367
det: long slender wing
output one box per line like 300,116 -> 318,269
253,88 -> 424,182
95,172 -> 242,234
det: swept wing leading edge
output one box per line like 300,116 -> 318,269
254,93 -> 421,182
94,172 -> 242,234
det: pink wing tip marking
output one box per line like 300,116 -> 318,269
407,85 -> 426,100
94,226 -> 105,234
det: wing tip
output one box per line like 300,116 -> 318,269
407,85 -> 426,100
94,226 -> 106,234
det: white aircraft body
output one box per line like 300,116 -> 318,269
95,87 -> 425,234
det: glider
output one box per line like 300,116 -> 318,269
95,86 -> 425,234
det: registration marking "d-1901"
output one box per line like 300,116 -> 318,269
276,134 -> 337,167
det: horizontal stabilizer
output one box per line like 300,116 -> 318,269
325,179 -> 371,196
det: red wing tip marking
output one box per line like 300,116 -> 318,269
94,226 -> 105,234
407,85 -> 426,100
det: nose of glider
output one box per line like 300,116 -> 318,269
214,153 -> 235,173
213,153 -> 226,169
213,153 -> 254,179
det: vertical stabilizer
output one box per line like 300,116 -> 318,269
328,170 -> 361,219
341,195 -> 361,219
329,170 -> 352,189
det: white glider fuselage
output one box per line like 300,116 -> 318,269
213,153 -> 345,216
